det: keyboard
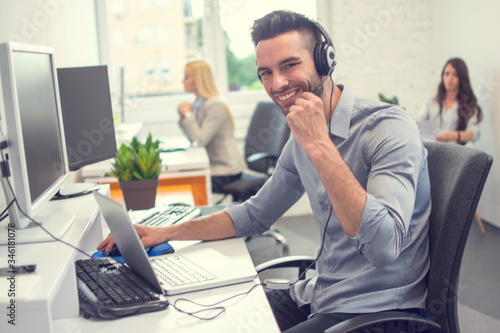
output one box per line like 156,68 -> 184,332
151,254 -> 215,287
75,258 -> 168,319
132,205 -> 201,227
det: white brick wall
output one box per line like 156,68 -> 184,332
326,0 -> 436,116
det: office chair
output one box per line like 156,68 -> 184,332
256,141 -> 493,333
218,101 -> 291,254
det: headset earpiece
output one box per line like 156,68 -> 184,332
313,22 -> 336,77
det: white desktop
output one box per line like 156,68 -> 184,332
0,185 -> 279,332
0,41 -> 277,332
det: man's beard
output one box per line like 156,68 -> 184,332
273,75 -> 325,115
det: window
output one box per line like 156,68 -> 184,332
220,0 -> 317,91
156,25 -> 169,44
96,0 -> 317,137
99,0 -> 204,99
112,27 -> 126,47
99,0 -> 316,97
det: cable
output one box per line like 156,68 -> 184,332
0,149 -> 93,259
264,74 -> 336,291
172,283 -> 263,320
0,199 -> 15,222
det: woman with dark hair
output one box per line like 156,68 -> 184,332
416,58 -> 482,145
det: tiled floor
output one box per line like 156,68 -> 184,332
245,214 -> 500,332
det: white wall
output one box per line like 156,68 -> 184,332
0,0 -> 101,210
321,0 -> 499,227
326,0 -> 435,115
0,0 -> 100,67
431,0 -> 500,227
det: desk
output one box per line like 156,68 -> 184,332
0,185 -> 279,332
53,239 -> 279,333
82,147 -> 212,206
0,186 -> 110,333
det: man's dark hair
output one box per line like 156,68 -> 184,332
250,10 -> 322,57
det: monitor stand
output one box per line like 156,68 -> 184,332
0,213 -> 75,245
59,183 -> 99,197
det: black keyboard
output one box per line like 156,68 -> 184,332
134,205 -> 200,227
75,258 -> 168,319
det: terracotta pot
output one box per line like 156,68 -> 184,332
119,178 -> 159,210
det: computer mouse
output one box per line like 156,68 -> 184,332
169,202 -> 191,207
108,244 -> 121,257
148,242 -> 174,257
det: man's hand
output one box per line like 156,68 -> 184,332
97,225 -> 168,253
286,92 -> 331,153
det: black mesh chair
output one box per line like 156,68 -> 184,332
218,101 -> 291,254
256,141 -> 493,333
218,101 -> 290,201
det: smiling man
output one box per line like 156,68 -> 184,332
99,10 -> 431,332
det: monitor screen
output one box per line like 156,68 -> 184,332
0,42 -> 73,243
13,50 -> 67,204
57,65 -> 117,171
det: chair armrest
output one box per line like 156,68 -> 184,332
247,152 -> 279,163
324,311 -> 440,333
255,255 -> 316,273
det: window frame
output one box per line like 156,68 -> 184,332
94,0 -> 323,126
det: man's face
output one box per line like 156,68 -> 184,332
256,31 -> 322,115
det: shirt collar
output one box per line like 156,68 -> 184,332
329,84 -> 354,140
193,96 -> 205,109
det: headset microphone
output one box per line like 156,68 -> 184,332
311,65 -> 334,94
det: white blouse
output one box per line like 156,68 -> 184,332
415,96 -> 480,143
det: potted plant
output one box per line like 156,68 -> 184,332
106,133 -> 163,210
379,93 -> 405,110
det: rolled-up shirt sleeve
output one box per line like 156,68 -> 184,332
352,109 -> 426,267
224,141 -> 305,238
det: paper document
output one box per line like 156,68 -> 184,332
417,120 -> 440,142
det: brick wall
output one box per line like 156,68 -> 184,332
326,0 -> 435,116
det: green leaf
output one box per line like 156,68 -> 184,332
106,132 -> 162,181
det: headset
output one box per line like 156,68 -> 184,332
257,21 -> 336,85
313,22 -> 336,77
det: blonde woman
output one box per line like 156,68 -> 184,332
177,60 -> 245,193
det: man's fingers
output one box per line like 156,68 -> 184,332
97,236 -> 116,253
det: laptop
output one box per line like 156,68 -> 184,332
93,192 -> 257,295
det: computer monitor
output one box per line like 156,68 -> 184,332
0,42 -> 74,244
56,65 -> 117,196
57,65 -> 117,171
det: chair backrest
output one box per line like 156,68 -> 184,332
244,101 -> 290,173
423,141 -> 492,333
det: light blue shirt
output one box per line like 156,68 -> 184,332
225,86 -> 431,314
192,97 -> 204,119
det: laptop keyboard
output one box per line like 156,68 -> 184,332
152,255 -> 216,287
75,258 -> 168,319
134,205 -> 200,227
